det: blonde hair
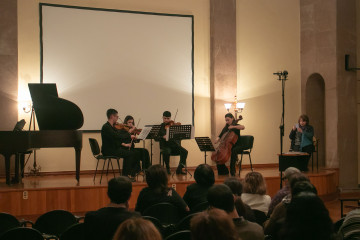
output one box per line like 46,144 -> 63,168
243,171 -> 267,195
113,218 -> 162,240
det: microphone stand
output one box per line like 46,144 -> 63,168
274,71 -> 288,155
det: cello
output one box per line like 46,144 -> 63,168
211,115 -> 243,164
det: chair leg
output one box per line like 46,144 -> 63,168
249,153 -> 253,171
100,160 -> 106,184
110,159 -> 115,178
116,159 -> 121,176
106,159 -> 111,176
93,160 -> 100,182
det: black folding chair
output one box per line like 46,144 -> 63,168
59,223 -> 84,240
165,230 -> 191,240
89,138 -> 122,183
0,227 -> 43,240
143,203 -> 181,226
33,210 -> 77,238
191,201 -> 209,213
237,135 -> 254,174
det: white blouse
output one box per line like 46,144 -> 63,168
241,193 -> 271,214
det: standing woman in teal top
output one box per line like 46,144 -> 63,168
289,114 -> 314,156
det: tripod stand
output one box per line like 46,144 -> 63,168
28,107 -> 41,176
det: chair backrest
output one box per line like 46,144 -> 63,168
0,227 -> 43,240
191,201 -> 209,213
165,230 -> 191,240
33,210 -> 77,237
88,138 -> 101,156
60,223 -> 84,240
142,216 -> 165,236
0,213 -> 20,236
176,213 -> 198,231
239,135 -> 254,150
143,203 -> 181,226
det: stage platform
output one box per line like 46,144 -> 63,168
0,166 -> 339,221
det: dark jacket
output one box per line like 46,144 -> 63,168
84,207 -> 140,240
101,122 -> 128,155
183,183 -> 212,210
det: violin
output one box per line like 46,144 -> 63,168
164,120 -> 181,129
114,122 -> 130,131
211,115 -> 243,165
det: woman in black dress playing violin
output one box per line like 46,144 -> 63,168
214,113 -> 245,176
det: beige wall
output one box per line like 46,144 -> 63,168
12,0 -> 301,173
236,0 -> 301,165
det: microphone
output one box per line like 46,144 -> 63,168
273,71 -> 282,76
283,70 -> 288,76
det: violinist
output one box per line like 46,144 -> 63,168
156,111 -> 188,175
214,113 -> 245,176
101,109 -> 140,181
123,115 -> 150,171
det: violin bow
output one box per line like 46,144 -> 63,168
173,109 -> 178,122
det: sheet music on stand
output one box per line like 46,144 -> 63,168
140,125 -> 162,165
137,126 -> 153,140
166,124 -> 194,141
195,137 -> 215,164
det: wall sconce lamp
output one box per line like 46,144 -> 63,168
224,96 -> 245,113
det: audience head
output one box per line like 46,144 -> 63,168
282,192 -> 333,240
190,208 -> 239,240
107,177 -> 132,204
106,108 -> 118,120
224,177 -> 243,196
145,165 -> 168,192
207,184 -> 235,213
194,164 -> 215,187
291,180 -> 317,197
339,209 -> 360,240
284,167 -> 300,182
113,218 -> 162,240
243,171 -> 267,195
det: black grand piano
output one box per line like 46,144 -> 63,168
0,83 -> 84,185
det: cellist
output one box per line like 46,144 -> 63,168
214,113 -> 245,176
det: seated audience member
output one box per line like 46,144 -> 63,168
183,164 -> 215,210
241,171 -> 271,215
84,177 -> 140,240
337,209 -> 360,240
207,184 -> 264,240
224,177 -> 256,222
113,218 -> 162,240
268,167 -> 300,216
264,173 -> 313,239
280,192 -> 334,240
135,164 -> 189,214
190,208 -> 240,240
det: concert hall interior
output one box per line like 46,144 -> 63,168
1,0 -> 360,232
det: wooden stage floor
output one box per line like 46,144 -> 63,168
0,166 -> 340,221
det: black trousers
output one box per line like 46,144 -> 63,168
162,143 -> 188,169
216,143 -> 246,175
111,148 -> 140,176
133,148 -> 151,171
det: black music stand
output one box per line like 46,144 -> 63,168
167,125 -> 194,178
143,125 -> 162,165
195,137 -> 215,164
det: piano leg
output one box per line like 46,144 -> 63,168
4,153 -> 12,185
75,147 -> 82,182
14,154 -> 20,184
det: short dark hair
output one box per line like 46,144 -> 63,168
299,114 -> 309,125
291,181 -> 317,197
107,177 -> 132,204
106,109 -> 118,119
194,164 -> 215,187
163,111 -> 171,117
225,113 -> 234,119
124,115 -> 134,124
145,165 -> 168,192
207,184 -> 234,213
224,177 -> 243,196
288,172 -> 309,190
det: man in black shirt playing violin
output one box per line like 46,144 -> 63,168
157,111 -> 188,175
101,109 -> 139,181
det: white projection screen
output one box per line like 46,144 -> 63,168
40,4 -> 194,131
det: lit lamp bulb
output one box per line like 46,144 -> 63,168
22,102 -> 32,113
236,102 -> 245,113
224,103 -> 232,112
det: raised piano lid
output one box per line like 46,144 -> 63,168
28,83 -> 84,130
